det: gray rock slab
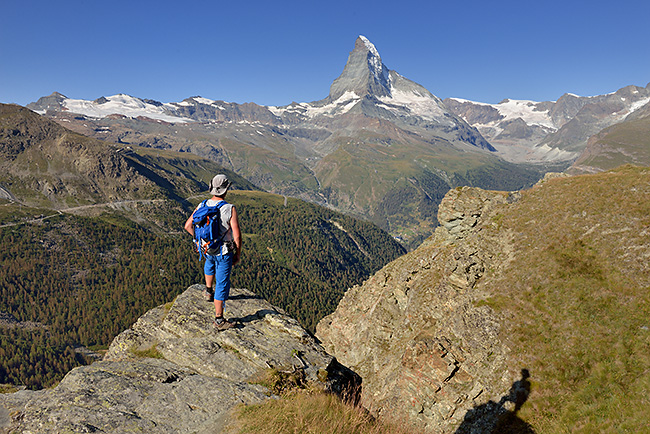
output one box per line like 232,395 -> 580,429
1,286 -> 348,433
105,286 -> 334,383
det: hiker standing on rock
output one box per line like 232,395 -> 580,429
184,174 -> 241,331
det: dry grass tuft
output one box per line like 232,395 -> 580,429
229,389 -> 419,434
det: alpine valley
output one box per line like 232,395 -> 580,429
2,35 -> 650,434
0,102 -> 404,389
27,37 -> 650,246
27,36 -> 545,248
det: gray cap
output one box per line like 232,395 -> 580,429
209,174 -> 232,196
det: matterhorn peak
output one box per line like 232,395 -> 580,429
357,35 -> 382,65
328,35 -> 392,101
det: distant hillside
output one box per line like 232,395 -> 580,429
318,166 -> 650,433
0,105 -> 405,389
0,103 -> 258,213
570,107 -> 650,173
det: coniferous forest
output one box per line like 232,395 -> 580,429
0,191 -> 405,389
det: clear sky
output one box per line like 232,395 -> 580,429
1,0 -> 649,107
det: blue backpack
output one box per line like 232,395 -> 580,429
192,200 -> 228,258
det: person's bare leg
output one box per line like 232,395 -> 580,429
205,274 -> 215,291
214,299 -> 224,317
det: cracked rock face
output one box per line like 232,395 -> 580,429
0,286 -> 352,433
316,187 -> 516,433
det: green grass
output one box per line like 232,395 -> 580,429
248,368 -> 307,396
485,165 -> 650,432
0,384 -> 22,394
237,366 -> 419,434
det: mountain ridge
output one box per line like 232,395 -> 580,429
569,103 -> 650,173
444,83 -> 650,163
26,36 -> 542,247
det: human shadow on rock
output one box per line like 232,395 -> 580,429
228,293 -> 263,301
455,369 -> 535,434
232,309 -> 281,324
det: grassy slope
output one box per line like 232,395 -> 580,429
229,390 -> 418,434
485,165 -> 650,432
572,115 -> 650,173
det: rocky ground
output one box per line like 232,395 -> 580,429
0,285 -> 354,433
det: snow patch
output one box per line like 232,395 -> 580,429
358,35 -> 390,88
448,98 -> 492,106
191,96 -> 217,105
535,144 -> 578,161
268,91 -> 360,119
63,94 -> 192,123
449,98 -> 555,129
629,97 -> 650,113
379,88 -> 449,123
359,35 -> 380,59
494,99 -> 555,128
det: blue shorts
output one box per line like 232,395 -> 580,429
204,251 -> 233,301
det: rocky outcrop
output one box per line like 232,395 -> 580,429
0,311 -> 44,330
317,186 -> 522,433
0,286 -> 353,433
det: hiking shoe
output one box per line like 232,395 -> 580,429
203,287 -> 214,302
213,317 -> 236,331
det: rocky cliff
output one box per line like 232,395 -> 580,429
317,165 -> 650,433
0,286 -> 355,433
316,186 -> 527,433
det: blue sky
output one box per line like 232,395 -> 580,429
1,0 -> 649,107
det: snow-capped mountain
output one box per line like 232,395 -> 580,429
28,35 -> 650,167
29,92 -> 192,123
30,36 -> 491,151
329,35 -> 393,101
269,36 -> 476,134
27,36 -> 530,247
444,84 -> 650,163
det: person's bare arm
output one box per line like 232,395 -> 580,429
230,206 -> 242,265
184,212 -> 195,236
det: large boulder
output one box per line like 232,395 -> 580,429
317,187 -> 521,433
